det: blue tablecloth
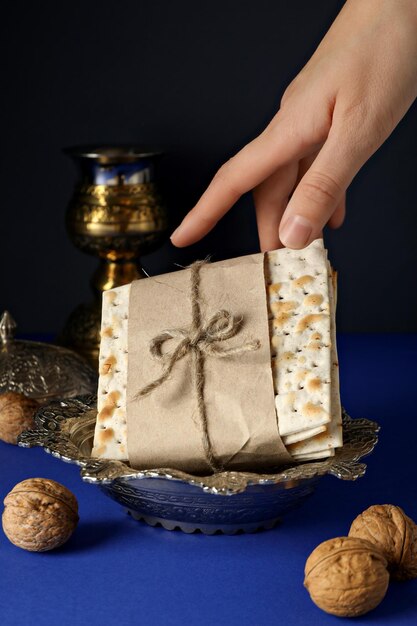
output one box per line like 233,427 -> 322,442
1,334 -> 416,626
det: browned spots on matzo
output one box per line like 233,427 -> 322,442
100,355 -> 116,376
268,283 -> 282,296
295,313 -> 327,333
270,301 -> 297,315
98,405 -> 115,420
273,312 -> 292,329
306,340 -> 322,351
101,327 -> 113,338
310,331 -> 322,341
302,402 -> 326,417
100,428 -> 115,442
278,351 -> 295,363
106,390 -> 121,406
306,378 -> 322,392
292,275 -> 314,288
303,294 -> 323,307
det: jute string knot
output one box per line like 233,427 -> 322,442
136,260 -> 261,473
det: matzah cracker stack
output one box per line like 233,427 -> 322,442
92,239 -> 342,465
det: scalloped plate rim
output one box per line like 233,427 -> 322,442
17,395 -> 380,496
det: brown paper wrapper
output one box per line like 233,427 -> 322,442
127,253 -> 292,473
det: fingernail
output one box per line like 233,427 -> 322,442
280,215 -> 313,249
170,227 -> 180,241
170,224 -> 189,247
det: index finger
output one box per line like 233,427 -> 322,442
170,117 -> 310,247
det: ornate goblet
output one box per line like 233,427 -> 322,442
60,146 -> 168,367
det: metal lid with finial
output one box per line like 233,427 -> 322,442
0,311 -> 97,401
0,311 -> 17,346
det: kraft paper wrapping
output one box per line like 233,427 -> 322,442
126,253 -> 292,473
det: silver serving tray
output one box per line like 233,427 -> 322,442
18,396 -> 379,534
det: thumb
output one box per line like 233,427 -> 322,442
279,132 -> 361,248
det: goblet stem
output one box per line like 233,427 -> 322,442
91,260 -> 144,296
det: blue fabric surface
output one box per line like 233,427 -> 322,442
1,334 -> 416,626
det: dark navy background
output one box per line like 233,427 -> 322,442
1,334 -> 417,625
1,0 -> 416,333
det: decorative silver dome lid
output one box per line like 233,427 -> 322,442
0,311 -> 97,402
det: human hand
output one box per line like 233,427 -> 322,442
171,0 -> 417,251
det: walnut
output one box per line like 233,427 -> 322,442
2,478 -> 79,551
349,504 -> 417,581
304,536 -> 389,617
0,392 -> 39,444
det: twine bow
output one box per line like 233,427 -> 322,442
136,260 -> 261,472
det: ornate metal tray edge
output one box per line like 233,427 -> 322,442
18,395 -> 380,495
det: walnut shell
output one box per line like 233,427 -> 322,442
2,478 -> 79,551
349,504 -> 417,581
304,536 -> 389,617
0,391 -> 39,444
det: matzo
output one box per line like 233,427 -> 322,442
93,284 -> 130,460
92,239 -> 342,463
281,263 -> 343,456
285,264 -> 342,460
